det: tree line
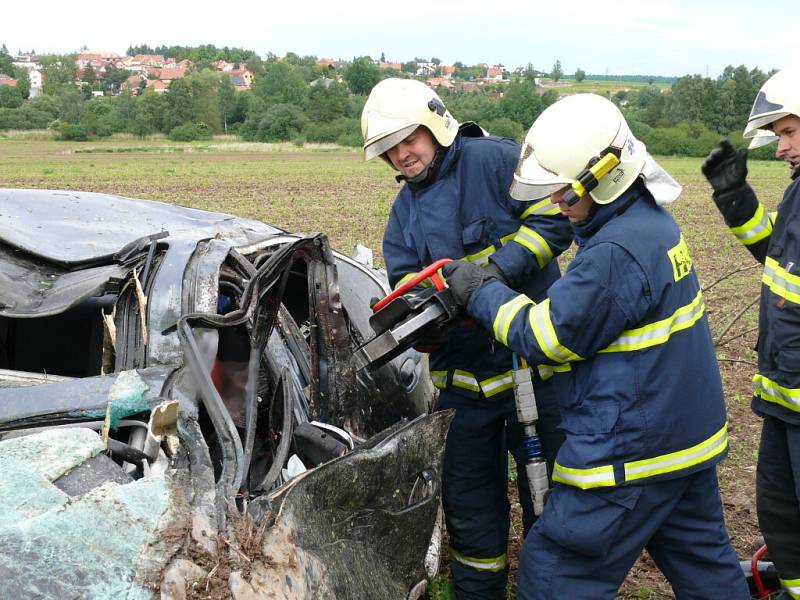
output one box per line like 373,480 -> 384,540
0,45 -> 779,159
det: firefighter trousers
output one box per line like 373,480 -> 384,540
757,414 -> 800,599
517,467 -> 748,600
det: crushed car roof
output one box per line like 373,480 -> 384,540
0,188 -> 281,266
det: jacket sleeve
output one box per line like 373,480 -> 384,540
467,244 -> 651,365
485,142 -> 574,287
383,205 -> 431,293
713,183 -> 774,264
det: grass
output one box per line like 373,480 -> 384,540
0,137 -> 778,599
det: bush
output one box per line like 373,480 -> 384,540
304,117 -> 360,144
55,121 -> 89,141
168,122 -> 212,141
255,103 -> 307,142
336,130 -> 362,147
482,117 -> 524,141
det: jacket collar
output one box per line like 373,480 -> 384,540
572,180 -> 649,245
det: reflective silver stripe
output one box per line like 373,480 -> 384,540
464,245 -> 496,266
780,578 -> 800,599
449,547 -> 509,573
624,424 -> 728,482
521,197 -> 560,217
511,226 -> 553,268
764,257 -> 800,305
480,371 -> 514,397
452,369 -> 480,392
430,370 -> 447,389
600,290 -> 705,353
528,299 -> 582,363
754,374 -> 800,412
492,294 -> 533,346
730,203 -> 773,245
552,463 -> 616,489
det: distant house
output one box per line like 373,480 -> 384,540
159,67 -> 187,82
145,80 -> 169,94
316,58 -> 349,70
440,65 -> 456,78
457,81 -> 480,93
425,77 -> 454,91
379,61 -> 402,71
486,65 -> 505,81
0,74 -> 17,87
226,69 -> 253,91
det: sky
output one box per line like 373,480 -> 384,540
2,0 -> 794,78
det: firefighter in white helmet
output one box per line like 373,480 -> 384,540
362,77 -> 573,599
703,66 -> 800,600
443,93 -> 748,599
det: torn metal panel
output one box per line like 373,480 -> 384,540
0,368 -> 169,429
254,412 -> 453,599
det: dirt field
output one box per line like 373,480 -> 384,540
0,137 -> 787,599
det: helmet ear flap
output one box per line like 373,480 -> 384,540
427,98 -> 446,116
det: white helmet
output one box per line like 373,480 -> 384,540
510,93 -> 680,205
744,66 -> 800,147
361,78 -> 459,161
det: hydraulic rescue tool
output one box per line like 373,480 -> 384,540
354,259 -> 551,513
353,259 -> 461,371
512,354 -> 549,515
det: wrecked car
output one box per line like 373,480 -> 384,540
0,188 -> 450,599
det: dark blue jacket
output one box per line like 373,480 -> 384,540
383,129 -> 573,398
468,182 -> 730,488
714,173 -> 800,425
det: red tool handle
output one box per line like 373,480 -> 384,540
372,258 -> 452,312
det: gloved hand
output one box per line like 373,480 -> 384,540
702,140 -> 748,195
442,260 -> 490,307
483,261 -> 509,286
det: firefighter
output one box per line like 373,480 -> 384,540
361,78 -> 573,599
702,66 -> 800,600
442,93 -> 749,599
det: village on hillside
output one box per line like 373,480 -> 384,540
0,49 -> 548,98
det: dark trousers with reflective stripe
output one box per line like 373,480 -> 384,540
517,467 -> 748,600
757,414 -> 800,588
436,387 -> 562,600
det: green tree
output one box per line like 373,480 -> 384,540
344,56 -> 381,95
0,85 -> 24,109
189,69 -> 221,132
0,46 -> 13,76
499,81 -> 542,128
252,61 -> 308,107
575,68 -> 586,83
13,67 -> 30,99
256,103 -> 307,141
40,55 -> 78,95
524,63 -> 537,83
164,77 -> 194,130
102,65 -> 131,94
307,80 -> 349,123
81,66 -> 96,85
550,60 -> 563,82
218,75 -> 237,133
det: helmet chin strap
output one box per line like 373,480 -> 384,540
395,144 -> 447,186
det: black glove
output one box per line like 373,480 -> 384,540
483,261 -> 509,286
442,260 -> 490,307
702,140 -> 748,195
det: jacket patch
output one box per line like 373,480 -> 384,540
667,236 -> 693,282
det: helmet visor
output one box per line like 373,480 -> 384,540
363,124 -> 419,161
509,149 -> 572,201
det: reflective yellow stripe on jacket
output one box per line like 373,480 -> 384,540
464,245 -> 496,266
730,203 -> 774,246
598,290 -> 706,353
394,271 -> 431,290
521,197 -> 560,218
763,257 -> 800,305
754,374 -> 800,413
505,225 -> 554,268
429,369 -> 520,398
553,424 -> 729,489
449,547 -> 509,573
528,299 -> 583,363
780,578 -> 800,599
